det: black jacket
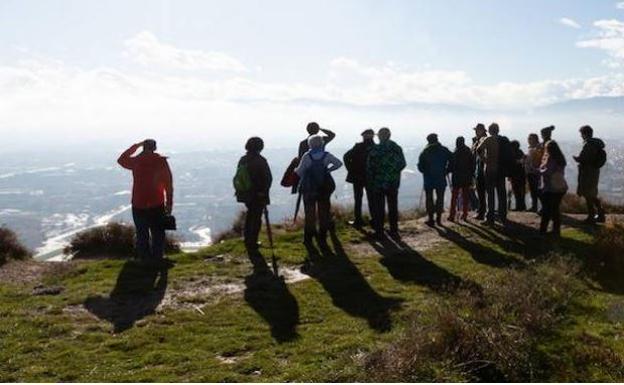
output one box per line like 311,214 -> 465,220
237,152 -> 272,205
343,139 -> 375,185
448,145 -> 475,188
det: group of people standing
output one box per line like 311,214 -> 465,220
114,121 -> 608,267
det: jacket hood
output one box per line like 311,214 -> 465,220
587,137 -> 605,149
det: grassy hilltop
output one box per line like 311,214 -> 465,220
1,211 -> 624,382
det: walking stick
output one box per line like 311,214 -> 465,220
264,207 -> 279,276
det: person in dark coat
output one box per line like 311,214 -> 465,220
448,136 -> 474,222
418,133 -> 452,226
237,137 -> 273,258
509,140 -> 527,211
298,122 -> 336,159
343,129 -> 376,228
472,123 -> 487,220
573,125 -> 606,224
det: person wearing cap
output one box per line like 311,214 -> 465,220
343,129 -> 376,228
573,125 -> 607,224
236,137 -> 273,263
418,133 -> 452,226
476,123 -> 508,225
298,122 -> 336,159
118,139 -> 174,264
367,127 -> 406,238
472,123 -> 488,220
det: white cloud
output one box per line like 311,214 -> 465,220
559,17 -> 581,29
577,19 -> 624,66
617,2 -> 624,9
123,31 -> 247,72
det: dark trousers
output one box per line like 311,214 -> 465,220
303,194 -> 331,241
132,206 -> 166,260
585,196 -> 605,219
371,187 -> 399,234
510,174 -> 527,211
540,192 -> 564,234
485,172 -> 507,222
527,173 -> 540,210
450,186 -> 470,219
352,182 -> 372,225
244,202 -> 264,251
425,187 -> 446,220
476,173 -> 486,217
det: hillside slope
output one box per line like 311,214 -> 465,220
1,212 -> 623,382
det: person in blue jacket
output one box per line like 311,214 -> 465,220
418,133 -> 452,226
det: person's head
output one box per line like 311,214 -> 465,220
528,133 -> 539,146
378,127 -> 391,142
546,140 -> 567,167
361,128 -> 375,141
245,137 -> 264,153
308,134 -> 324,150
426,133 -> 438,144
474,123 -> 486,138
579,125 -> 594,140
306,122 -> 320,135
143,139 -> 157,152
541,125 -> 555,141
488,123 -> 500,136
510,140 -> 520,151
456,136 -> 465,148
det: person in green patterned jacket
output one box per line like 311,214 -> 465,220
366,127 -> 406,239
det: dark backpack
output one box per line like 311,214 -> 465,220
595,147 -> 607,168
233,160 -> 252,203
497,136 -> 515,177
299,153 -> 335,196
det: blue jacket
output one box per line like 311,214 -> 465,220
418,143 -> 452,190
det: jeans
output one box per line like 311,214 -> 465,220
449,186 -> 470,219
352,182 -> 372,225
527,173 -> 540,210
540,192 -> 564,234
303,193 -> 331,241
371,187 -> 399,234
244,202 -> 264,251
132,206 -> 166,260
485,172 -> 507,222
425,187 -> 446,220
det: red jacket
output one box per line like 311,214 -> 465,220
117,144 -> 173,209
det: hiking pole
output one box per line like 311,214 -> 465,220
293,191 -> 302,224
264,207 -> 279,276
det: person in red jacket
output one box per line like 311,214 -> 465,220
118,139 -> 173,263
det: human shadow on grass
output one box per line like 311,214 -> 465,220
244,250 -> 300,343
366,232 -> 479,294
303,231 -> 402,333
85,261 -> 168,333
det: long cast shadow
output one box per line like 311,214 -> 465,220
304,231 -> 403,332
244,250 -> 300,343
85,261 -> 168,333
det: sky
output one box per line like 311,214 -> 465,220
1,0 -> 623,152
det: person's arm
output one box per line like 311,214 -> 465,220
326,153 -> 343,172
321,128 -> 336,145
163,159 -> 174,213
397,146 -> 407,171
343,148 -> 353,172
295,154 -> 309,177
417,150 -> 426,174
117,143 -> 142,169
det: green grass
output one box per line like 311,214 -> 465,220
1,217 -> 623,382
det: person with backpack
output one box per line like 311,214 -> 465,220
367,127 -> 406,239
234,137 -> 273,256
447,136 -> 474,222
417,134 -> 452,226
525,133 -> 543,212
509,140 -> 527,211
117,139 -> 173,265
343,129 -> 376,228
476,123 -> 508,225
573,125 -> 607,224
472,123 -> 488,220
540,140 -> 568,237
295,135 -> 343,247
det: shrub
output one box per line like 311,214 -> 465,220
0,226 -> 31,264
364,257 -> 583,382
64,222 -> 180,259
213,210 -> 246,243
586,219 -> 624,292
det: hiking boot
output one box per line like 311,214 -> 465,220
348,220 -> 363,229
425,219 -> 436,227
388,230 -> 400,240
595,213 -> 606,223
436,214 -> 443,226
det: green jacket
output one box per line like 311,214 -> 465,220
366,140 -> 406,191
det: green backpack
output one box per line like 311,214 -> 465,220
233,161 -> 253,203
